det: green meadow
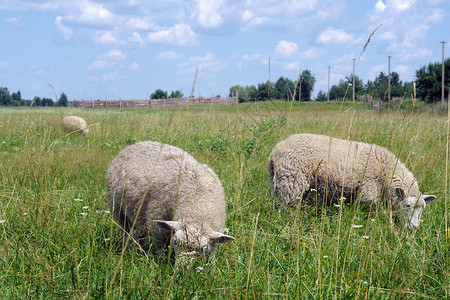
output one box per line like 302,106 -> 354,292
0,101 -> 448,299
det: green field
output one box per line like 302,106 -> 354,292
0,101 -> 448,299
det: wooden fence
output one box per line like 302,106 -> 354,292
72,96 -> 238,109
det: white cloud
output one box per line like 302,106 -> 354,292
69,1 -> 116,26
129,32 -> 144,46
129,62 -> 139,70
379,31 -> 396,41
374,0 -> 386,13
95,31 -> 122,44
147,23 -> 198,46
284,61 -> 301,71
157,51 -> 181,60
300,48 -> 321,59
372,64 -> 385,72
126,17 -> 159,30
275,41 -> 298,58
54,16 -> 73,40
316,27 -> 356,44
191,0 -> 226,28
177,52 -> 227,74
389,0 -> 416,12
99,49 -> 126,60
87,60 -> 115,71
241,10 -> 254,22
5,17 -> 25,27
426,8 -> 445,23
0,61 -> 9,69
395,65 -> 410,74
243,53 -> 264,61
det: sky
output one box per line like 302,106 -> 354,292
0,0 -> 449,101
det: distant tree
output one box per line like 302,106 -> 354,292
57,92 -> 69,107
170,90 -> 183,98
256,81 -> 275,102
316,90 -> 327,101
246,85 -> 258,102
32,96 -> 42,106
415,58 -> 450,103
329,79 -> 349,100
0,87 -> 12,106
345,74 -> 365,96
294,70 -> 314,101
41,97 -> 54,107
229,85 -> 248,102
150,89 -> 168,99
274,77 -> 295,100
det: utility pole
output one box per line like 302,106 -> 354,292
441,41 -> 446,109
352,58 -> 355,102
327,66 -> 330,101
388,56 -> 391,110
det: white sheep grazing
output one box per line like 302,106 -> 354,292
107,141 -> 234,263
267,133 -> 437,229
62,116 -> 89,135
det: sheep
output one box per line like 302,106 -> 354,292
267,133 -> 437,229
107,141 -> 234,263
61,116 -> 89,135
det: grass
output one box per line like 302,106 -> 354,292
0,101 -> 448,299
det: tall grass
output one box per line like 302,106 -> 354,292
0,102 -> 448,298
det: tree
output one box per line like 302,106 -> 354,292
274,77 -> 295,100
41,97 -> 54,107
0,87 -> 12,106
293,70 -> 314,101
150,89 -> 168,99
415,58 -> 450,103
246,85 -> 258,102
329,79 -> 349,100
170,90 -> 183,98
229,85 -> 248,102
57,92 -> 69,107
32,96 -> 42,106
316,90 -> 327,101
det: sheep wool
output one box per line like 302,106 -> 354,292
62,116 -> 89,135
107,141 -> 234,262
267,133 -> 436,228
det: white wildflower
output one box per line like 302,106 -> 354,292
0,220 -> 5,224
196,266 -> 204,273
362,236 -> 370,239
310,188 -> 317,192
323,255 -> 328,258
352,224 -> 363,229
74,198 -> 83,202
82,206 -> 89,209
104,238 -> 110,242
339,197 -> 346,201
371,219 -> 375,222
80,212 -> 88,216
334,204 -> 340,207
104,210 -> 111,214
23,213 -> 28,215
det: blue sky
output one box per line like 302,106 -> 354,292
0,0 -> 449,101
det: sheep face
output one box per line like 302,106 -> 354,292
155,220 -> 234,264
396,188 -> 437,229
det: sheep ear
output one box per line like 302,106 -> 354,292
210,231 -> 235,244
423,195 -> 437,202
395,188 -> 405,200
154,220 -> 180,231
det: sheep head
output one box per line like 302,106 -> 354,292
395,188 -> 437,229
154,220 -> 234,264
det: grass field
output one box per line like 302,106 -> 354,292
0,101 -> 448,299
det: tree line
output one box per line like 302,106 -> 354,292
0,87 -> 69,107
0,58 -> 448,107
